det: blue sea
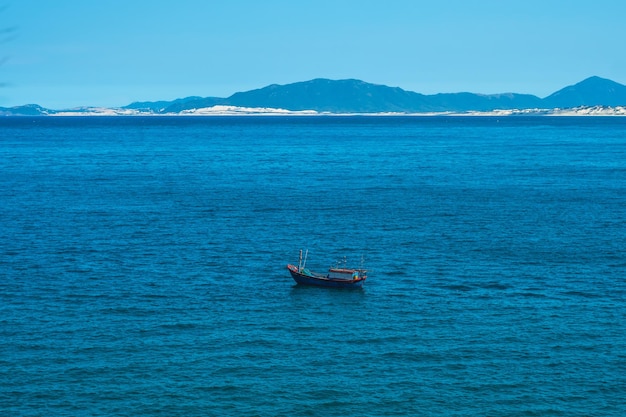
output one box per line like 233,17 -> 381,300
1,116 -> 625,416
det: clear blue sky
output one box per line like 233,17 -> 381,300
2,0 -> 625,109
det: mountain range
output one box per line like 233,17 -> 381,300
2,76 -> 626,116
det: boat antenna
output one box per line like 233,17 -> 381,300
298,249 -> 303,272
303,249 -> 308,270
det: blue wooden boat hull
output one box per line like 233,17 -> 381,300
287,264 -> 366,288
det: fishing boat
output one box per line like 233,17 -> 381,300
286,250 -> 367,288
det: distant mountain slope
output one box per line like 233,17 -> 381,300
223,79 -> 546,113
124,96 -> 210,112
543,76 -> 626,108
160,79 -> 586,113
0,104 -> 52,116
3,76 -> 626,115
161,97 -> 224,113
225,78 -> 430,113
428,92 -> 543,112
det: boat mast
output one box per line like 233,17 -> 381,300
302,249 -> 308,270
298,249 -> 303,272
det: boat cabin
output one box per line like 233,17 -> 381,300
328,268 -> 365,280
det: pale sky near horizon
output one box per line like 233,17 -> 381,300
2,0 -> 625,109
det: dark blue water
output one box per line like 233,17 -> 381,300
1,116 -> 625,416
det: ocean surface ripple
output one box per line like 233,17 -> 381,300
1,116 -> 625,416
